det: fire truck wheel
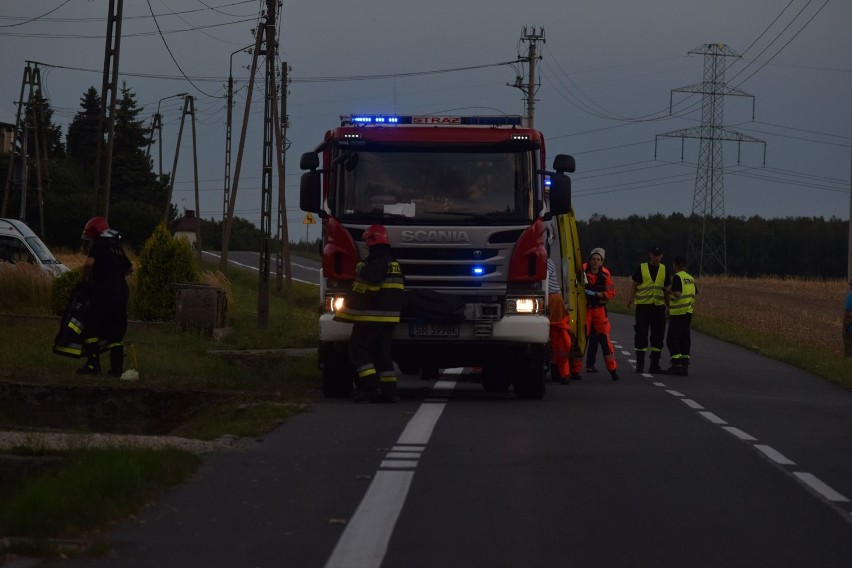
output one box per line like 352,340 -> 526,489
320,345 -> 355,399
420,367 -> 440,381
481,365 -> 512,392
512,356 -> 546,400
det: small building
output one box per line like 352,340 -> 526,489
172,210 -> 200,250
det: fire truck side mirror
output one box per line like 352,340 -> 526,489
549,174 -> 572,216
553,154 -> 576,174
300,151 -> 320,171
300,171 -> 321,214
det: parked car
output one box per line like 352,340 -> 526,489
0,218 -> 69,276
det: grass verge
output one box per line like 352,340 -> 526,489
0,447 -> 200,558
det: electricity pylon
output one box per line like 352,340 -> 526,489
656,43 -> 766,276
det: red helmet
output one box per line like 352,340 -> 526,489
363,224 -> 390,247
82,216 -> 109,240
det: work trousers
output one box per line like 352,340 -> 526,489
634,304 -> 666,359
348,322 -> 397,393
585,306 -> 617,372
666,313 -> 692,367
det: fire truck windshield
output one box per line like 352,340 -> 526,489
334,149 -> 534,224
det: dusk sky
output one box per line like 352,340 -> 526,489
2,0 -> 850,242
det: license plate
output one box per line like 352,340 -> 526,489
409,324 -> 460,337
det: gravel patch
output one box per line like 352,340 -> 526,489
0,431 -> 239,455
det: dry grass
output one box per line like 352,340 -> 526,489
613,275 -> 846,357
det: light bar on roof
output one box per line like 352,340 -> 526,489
341,114 -> 523,127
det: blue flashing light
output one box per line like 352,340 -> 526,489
544,175 -> 552,188
472,265 -> 485,276
350,115 -> 403,124
342,114 -> 523,127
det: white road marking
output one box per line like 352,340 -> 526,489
621,350 -> 631,355
325,470 -> 415,568
722,427 -> 757,441
665,390 -> 684,397
325,378 -> 458,568
754,444 -> 796,465
202,251 -> 316,283
698,411 -> 727,425
681,399 -> 704,410
385,452 -> 421,459
652,382 -> 666,387
793,472 -> 850,503
397,403 -> 447,446
380,460 -> 419,469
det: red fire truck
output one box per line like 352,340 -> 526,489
299,114 -> 576,399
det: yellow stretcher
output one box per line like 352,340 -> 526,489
556,209 -> 586,355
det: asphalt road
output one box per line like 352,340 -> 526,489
202,250 -> 320,285
30,308 -> 852,567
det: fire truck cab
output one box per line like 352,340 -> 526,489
300,114 -> 575,399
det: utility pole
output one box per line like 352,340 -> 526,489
510,26 -> 545,129
3,62 -> 49,232
162,96 -> 201,257
848,141 -> 851,281
220,29 -> 264,273
92,0 -> 123,219
275,61 -> 292,293
257,0 -> 281,329
147,93 -> 187,190
655,43 -> 766,276
223,46 -> 251,222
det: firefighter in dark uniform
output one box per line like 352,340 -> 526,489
334,225 -> 405,402
77,216 -> 133,377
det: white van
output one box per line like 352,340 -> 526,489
0,218 -> 69,276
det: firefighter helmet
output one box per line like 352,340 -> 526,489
82,216 -> 109,240
363,224 -> 390,247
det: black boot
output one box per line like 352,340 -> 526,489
376,380 -> 399,403
108,346 -> 124,378
649,353 -> 662,373
76,345 -> 101,375
634,352 -> 645,373
353,373 -> 381,403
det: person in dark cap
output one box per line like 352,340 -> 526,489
663,255 -> 697,375
626,246 -> 671,373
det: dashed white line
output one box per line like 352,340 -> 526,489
380,460 -> 419,469
621,350 -> 632,356
754,444 -> 796,466
385,452 -> 421,459
793,472 -> 850,503
665,389 -> 685,397
652,382 -> 666,387
722,426 -> 757,441
681,399 -> 704,410
698,411 -> 727,425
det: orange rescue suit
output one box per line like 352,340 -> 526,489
584,263 -> 618,373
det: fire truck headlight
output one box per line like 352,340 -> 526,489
324,294 -> 346,314
505,296 -> 544,315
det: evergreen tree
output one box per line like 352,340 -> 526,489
111,82 -> 157,203
66,87 -> 101,174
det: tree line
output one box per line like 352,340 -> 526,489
577,212 -> 849,279
1,83 -> 267,252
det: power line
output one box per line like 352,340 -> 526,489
0,0 -> 72,28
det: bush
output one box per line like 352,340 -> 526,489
133,224 -> 200,321
49,268 -> 83,316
